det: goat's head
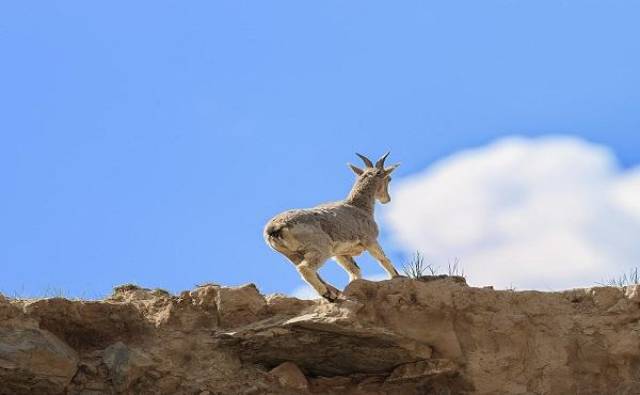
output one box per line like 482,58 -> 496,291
348,152 -> 400,204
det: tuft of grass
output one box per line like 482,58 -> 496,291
447,257 -> 464,277
113,283 -> 143,293
599,267 -> 640,287
402,251 -> 467,285
2,286 -> 106,301
74,290 -> 107,301
42,285 -> 67,299
8,285 -> 26,300
402,251 -> 436,279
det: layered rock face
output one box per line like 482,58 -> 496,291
1,277 -> 640,394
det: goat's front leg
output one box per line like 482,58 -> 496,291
367,242 -> 401,279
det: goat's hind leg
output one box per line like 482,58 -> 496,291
335,255 -> 362,282
296,254 -> 341,302
297,264 -> 341,302
317,274 -> 341,302
282,252 -> 329,298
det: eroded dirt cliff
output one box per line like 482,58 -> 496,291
2,277 -> 640,394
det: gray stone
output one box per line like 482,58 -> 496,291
103,341 -> 152,392
0,327 -> 78,394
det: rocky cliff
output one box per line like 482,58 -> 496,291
2,276 -> 640,394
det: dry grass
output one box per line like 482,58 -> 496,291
402,251 -> 465,281
402,251 -> 436,279
447,257 -> 465,277
3,285 -> 106,301
599,267 -> 640,287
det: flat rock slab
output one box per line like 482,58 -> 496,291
219,313 -> 432,376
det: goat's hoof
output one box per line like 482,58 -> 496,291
322,290 -> 342,303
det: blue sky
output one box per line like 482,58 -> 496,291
1,1 -> 638,297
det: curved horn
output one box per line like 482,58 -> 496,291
355,153 -> 374,168
376,151 -> 390,169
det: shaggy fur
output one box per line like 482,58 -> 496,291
264,153 -> 400,301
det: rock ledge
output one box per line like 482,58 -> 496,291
2,277 -> 640,394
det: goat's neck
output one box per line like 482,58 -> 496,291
345,176 -> 377,214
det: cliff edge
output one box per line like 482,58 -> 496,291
2,276 -> 640,394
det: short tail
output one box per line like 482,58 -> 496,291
264,223 -> 289,253
264,223 -> 285,239
264,224 -> 285,243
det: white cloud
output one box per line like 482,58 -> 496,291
384,136 -> 640,290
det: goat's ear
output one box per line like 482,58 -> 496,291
348,163 -> 364,176
384,163 -> 400,175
